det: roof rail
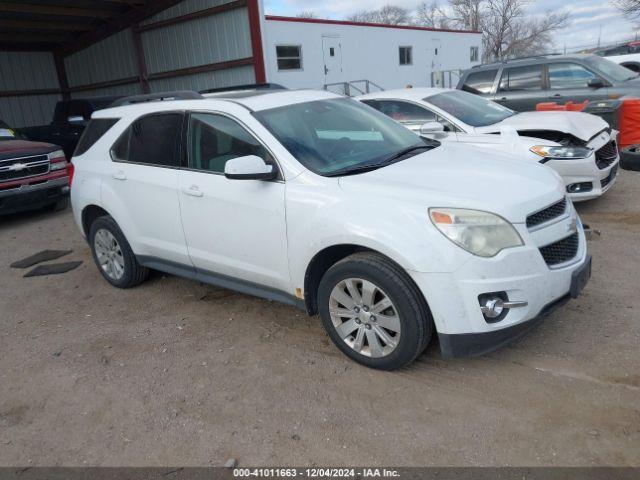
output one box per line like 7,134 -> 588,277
472,52 -> 562,68
110,90 -> 203,107
199,83 -> 287,94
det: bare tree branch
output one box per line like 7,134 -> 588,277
296,11 -> 318,18
347,5 -> 412,24
612,0 -> 640,20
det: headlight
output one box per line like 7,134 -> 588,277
429,208 -> 523,257
530,145 -> 592,160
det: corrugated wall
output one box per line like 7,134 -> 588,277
0,0 -> 259,127
0,52 -> 61,128
63,0 -> 255,98
65,30 -> 139,88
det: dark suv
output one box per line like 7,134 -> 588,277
457,54 -> 640,112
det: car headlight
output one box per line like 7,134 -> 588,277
530,145 -> 592,160
429,208 -> 523,257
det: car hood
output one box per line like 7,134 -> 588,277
338,143 -> 564,224
477,111 -> 609,142
0,139 -> 58,160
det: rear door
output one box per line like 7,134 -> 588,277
104,112 -> 190,266
546,62 -> 610,105
494,64 -> 545,111
178,111 -> 290,291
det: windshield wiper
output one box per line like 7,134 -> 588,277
326,145 -> 431,177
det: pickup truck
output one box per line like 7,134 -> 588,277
1,119 -> 70,215
18,96 -> 121,158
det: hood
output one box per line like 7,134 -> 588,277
0,139 -> 58,160
477,111 -> 609,142
338,142 -> 564,224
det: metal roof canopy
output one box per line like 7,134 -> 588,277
0,0 -> 186,55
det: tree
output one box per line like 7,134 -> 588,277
612,0 -> 640,20
347,5 -> 412,25
415,1 -> 450,28
480,0 -> 569,60
296,11 -> 318,18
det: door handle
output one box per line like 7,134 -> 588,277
112,171 -> 126,180
497,97 -> 508,102
182,186 -> 203,197
551,93 -> 563,98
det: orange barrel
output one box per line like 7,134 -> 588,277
619,98 -> 640,148
565,100 -> 589,111
536,102 -> 567,111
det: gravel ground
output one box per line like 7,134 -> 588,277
0,170 -> 638,467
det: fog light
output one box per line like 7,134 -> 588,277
567,182 -> 593,193
481,298 -> 504,318
478,292 -> 528,323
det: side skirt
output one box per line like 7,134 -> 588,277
137,255 -> 306,311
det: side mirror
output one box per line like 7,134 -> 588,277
224,155 -> 277,180
419,122 -> 445,135
67,115 -> 85,125
587,78 -> 606,89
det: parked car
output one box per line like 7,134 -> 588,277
594,41 -> 640,73
18,96 -> 122,159
71,89 -> 591,370
0,119 -> 70,215
457,54 -> 639,112
358,88 -> 619,202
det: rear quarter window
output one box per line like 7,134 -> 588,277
461,69 -> 498,94
74,118 -> 119,157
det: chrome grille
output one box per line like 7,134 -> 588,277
0,154 -> 50,183
595,140 -> 618,170
539,233 -> 579,267
526,198 -> 567,229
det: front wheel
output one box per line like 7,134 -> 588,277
317,252 -> 432,370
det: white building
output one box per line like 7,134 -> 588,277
262,16 -> 483,93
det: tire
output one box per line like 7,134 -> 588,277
317,252 -> 432,370
50,196 -> 69,212
620,145 -> 640,171
88,215 -> 149,289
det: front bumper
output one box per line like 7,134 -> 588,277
0,176 -> 69,215
546,153 -> 619,202
408,214 -> 590,358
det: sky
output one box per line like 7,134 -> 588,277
263,0 -> 640,52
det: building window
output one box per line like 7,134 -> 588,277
470,46 -> 479,62
276,45 -> 302,70
399,46 -> 412,65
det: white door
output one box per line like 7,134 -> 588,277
105,112 -> 190,266
430,38 -> 443,84
322,36 -> 343,85
178,112 -> 290,292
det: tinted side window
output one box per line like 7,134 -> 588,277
111,113 -> 182,167
188,113 -> 269,173
548,63 -> 598,89
371,100 -> 436,123
461,69 -> 498,94
499,65 -> 543,91
74,118 -> 118,156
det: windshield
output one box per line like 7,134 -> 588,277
426,90 -> 515,127
584,55 -> 637,82
0,120 -> 16,141
254,98 -> 429,175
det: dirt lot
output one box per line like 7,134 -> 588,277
0,171 -> 639,467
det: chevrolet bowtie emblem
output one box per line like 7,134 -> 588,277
8,163 -> 27,172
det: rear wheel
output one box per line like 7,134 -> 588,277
318,252 -> 432,370
88,215 -> 149,288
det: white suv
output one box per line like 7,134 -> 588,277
71,88 -> 591,370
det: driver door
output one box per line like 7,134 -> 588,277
178,112 -> 290,292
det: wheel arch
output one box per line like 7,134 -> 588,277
303,244 -> 430,319
81,204 -> 111,237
